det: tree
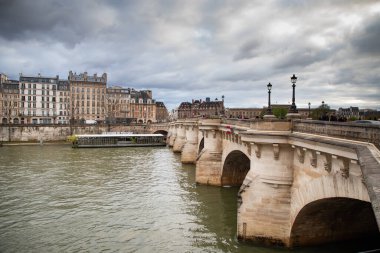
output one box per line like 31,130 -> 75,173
311,102 -> 331,120
272,108 -> 288,119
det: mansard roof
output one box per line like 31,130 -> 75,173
68,71 -> 107,83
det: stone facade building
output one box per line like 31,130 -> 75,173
177,97 -> 225,119
225,108 -> 262,119
0,71 -> 168,125
130,89 -> 156,123
337,107 -> 360,119
57,80 -> 70,124
68,71 -> 107,123
155,101 -> 169,123
1,77 -> 19,124
106,86 -> 131,123
19,74 -> 59,124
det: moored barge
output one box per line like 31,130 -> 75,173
71,133 -> 166,148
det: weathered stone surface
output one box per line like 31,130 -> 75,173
172,118 -> 380,248
0,123 -> 170,142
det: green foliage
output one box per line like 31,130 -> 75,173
348,116 -> 358,121
67,135 -> 78,143
272,108 -> 288,119
311,102 -> 331,120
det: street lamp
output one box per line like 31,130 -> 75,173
266,82 -> 273,115
308,102 -> 311,117
289,74 -> 298,113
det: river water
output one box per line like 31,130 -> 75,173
0,146 -> 378,253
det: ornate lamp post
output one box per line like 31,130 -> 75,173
264,83 -> 276,119
266,82 -> 273,115
289,74 -> 298,113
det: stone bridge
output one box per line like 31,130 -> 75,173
167,118 -> 380,247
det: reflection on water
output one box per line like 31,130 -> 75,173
0,146 -> 378,253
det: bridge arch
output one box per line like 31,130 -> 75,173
290,174 -> 378,246
290,197 -> 378,247
198,137 -> 204,154
221,150 -> 250,186
153,130 -> 168,136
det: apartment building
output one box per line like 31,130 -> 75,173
106,86 -> 131,123
57,80 -> 70,124
130,89 -> 156,123
19,74 -> 59,124
68,71 -> 107,123
1,71 -> 169,124
177,97 -> 225,119
1,77 -> 19,124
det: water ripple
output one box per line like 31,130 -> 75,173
0,146 -> 365,253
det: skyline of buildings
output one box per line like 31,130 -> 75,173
0,71 -> 169,125
1,70 -> 379,125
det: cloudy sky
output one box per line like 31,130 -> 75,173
0,0 -> 379,110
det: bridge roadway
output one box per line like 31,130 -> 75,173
162,118 -> 380,247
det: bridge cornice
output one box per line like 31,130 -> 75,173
240,131 -> 290,144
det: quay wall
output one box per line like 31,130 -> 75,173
0,124 -> 168,142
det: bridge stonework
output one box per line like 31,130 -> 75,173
169,118 -> 380,247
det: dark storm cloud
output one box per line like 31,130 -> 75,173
351,14 -> 380,55
0,0 -> 379,110
233,40 -> 261,61
0,0 -> 111,46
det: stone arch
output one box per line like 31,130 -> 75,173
154,130 -> 168,136
198,137 -> 204,154
13,118 -> 19,124
290,174 -> 378,246
290,197 -> 378,247
2,118 -> 7,124
221,150 -> 250,186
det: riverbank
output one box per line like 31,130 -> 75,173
0,123 -> 164,142
1,140 -> 71,146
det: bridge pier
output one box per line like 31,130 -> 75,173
173,123 -> 186,152
168,124 -> 176,147
181,122 -> 199,164
237,138 -> 294,246
196,119 -> 223,186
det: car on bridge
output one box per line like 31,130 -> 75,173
354,120 -> 380,125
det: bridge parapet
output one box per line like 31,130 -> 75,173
222,118 -> 292,132
293,120 -> 380,148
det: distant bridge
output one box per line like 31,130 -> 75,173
167,118 -> 380,247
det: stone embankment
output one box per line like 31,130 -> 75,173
0,123 -> 169,143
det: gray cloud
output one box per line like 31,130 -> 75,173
0,0 -> 379,110
351,14 -> 380,55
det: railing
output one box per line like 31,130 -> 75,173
222,119 -> 252,128
293,120 -> 380,148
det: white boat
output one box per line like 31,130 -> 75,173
70,133 -> 166,148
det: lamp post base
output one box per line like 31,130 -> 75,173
286,113 -> 301,119
263,114 -> 276,119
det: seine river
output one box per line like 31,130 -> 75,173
0,145 -> 377,253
